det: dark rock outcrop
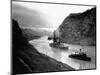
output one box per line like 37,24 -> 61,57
12,19 -> 74,74
59,7 -> 96,46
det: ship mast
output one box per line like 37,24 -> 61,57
53,28 -> 61,44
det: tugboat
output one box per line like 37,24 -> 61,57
48,37 -> 52,40
69,49 -> 91,61
49,29 -> 68,50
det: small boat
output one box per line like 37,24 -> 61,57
48,37 -> 53,40
69,49 -> 91,61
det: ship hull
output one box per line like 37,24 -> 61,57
49,43 -> 69,50
69,54 -> 91,61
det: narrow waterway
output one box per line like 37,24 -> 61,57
29,36 -> 96,70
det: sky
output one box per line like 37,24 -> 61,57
12,1 -> 94,31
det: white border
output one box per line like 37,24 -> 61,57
0,0 -> 99,75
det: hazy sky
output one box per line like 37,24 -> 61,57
12,1 -> 94,30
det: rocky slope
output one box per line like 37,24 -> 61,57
22,28 -> 53,41
22,28 -> 41,41
12,19 -> 74,74
58,7 -> 96,46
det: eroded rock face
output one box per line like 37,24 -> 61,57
59,7 -> 96,46
12,19 -> 74,74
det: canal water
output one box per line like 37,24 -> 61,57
29,36 -> 96,70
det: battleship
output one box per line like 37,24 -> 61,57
49,29 -> 69,50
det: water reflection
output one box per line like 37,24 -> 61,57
29,36 -> 96,70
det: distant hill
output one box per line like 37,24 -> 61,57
22,28 -> 41,41
58,7 -> 96,46
22,28 -> 53,41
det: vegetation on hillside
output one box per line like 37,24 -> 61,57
58,7 -> 96,46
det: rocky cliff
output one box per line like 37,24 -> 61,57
12,19 -> 74,74
59,7 -> 96,46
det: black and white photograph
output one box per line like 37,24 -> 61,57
12,0 -> 96,74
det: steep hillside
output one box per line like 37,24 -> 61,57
22,28 -> 41,41
22,28 -> 53,41
59,7 -> 96,46
12,19 -> 74,74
